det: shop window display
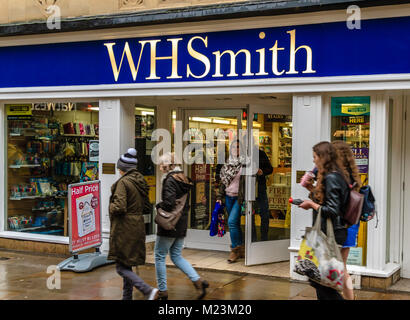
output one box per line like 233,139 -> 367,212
331,96 -> 370,266
6,103 -> 99,236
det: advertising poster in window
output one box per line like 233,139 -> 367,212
191,164 -> 210,229
267,186 -> 291,210
351,147 -> 369,174
6,104 -> 32,120
68,181 -> 101,253
89,140 -> 99,162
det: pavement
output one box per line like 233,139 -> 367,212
1,249 -> 410,300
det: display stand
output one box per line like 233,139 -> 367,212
58,180 -> 114,272
57,247 -> 113,272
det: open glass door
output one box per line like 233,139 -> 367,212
182,108 -> 245,251
245,104 -> 292,265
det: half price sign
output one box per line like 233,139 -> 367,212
68,181 -> 102,253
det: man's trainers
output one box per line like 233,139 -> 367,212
147,288 -> 159,300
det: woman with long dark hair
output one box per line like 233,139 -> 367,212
332,140 -> 362,300
298,141 -> 350,300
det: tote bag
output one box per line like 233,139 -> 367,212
294,207 -> 345,291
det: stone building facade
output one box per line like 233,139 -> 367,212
0,0 -> 253,25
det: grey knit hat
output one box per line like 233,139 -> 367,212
117,148 -> 138,172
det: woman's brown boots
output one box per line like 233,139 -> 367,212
227,245 -> 245,263
193,279 -> 209,300
158,290 -> 168,300
160,280 -> 209,300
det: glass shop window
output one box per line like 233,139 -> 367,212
6,102 -> 99,237
135,106 -> 156,235
331,96 -> 370,266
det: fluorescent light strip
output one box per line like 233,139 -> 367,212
212,119 -> 230,124
191,117 -> 212,123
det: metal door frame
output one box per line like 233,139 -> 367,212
244,104 -> 292,265
180,107 -> 244,251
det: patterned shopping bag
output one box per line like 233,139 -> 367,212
294,207 -> 344,291
217,210 -> 226,237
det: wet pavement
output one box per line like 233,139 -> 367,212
1,249 -> 410,300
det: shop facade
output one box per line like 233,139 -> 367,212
1,4 -> 410,286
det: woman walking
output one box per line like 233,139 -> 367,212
216,140 -> 245,263
108,148 -> 159,300
298,141 -> 350,300
155,152 -> 209,300
332,140 -> 362,300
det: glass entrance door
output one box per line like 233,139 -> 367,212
244,105 -> 292,265
182,108 -> 244,251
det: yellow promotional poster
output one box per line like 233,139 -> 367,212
196,182 -> 205,204
144,176 -> 156,203
341,103 -> 370,116
6,104 -> 32,116
6,104 -> 32,117
284,203 -> 291,229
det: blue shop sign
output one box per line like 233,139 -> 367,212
1,16 -> 410,88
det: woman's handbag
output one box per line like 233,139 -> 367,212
344,182 -> 365,226
154,193 -> 188,231
294,207 -> 345,291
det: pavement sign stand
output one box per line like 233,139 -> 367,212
57,180 -> 114,272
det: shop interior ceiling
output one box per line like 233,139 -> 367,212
131,93 -> 292,109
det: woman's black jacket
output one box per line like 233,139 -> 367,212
312,171 -> 350,245
156,171 -> 193,238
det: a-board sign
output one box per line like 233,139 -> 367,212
68,181 -> 102,253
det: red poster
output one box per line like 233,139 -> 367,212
68,181 -> 102,253
191,164 -> 210,182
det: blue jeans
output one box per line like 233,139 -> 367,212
225,195 -> 243,249
154,236 -> 200,292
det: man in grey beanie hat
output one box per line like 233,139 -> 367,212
109,147 -> 159,300
117,148 -> 138,173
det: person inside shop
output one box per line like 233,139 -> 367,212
246,135 -> 274,242
108,148 -> 159,300
254,144 -> 273,242
216,139 -> 246,263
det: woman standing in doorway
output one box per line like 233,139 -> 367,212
154,152 -> 209,300
332,140 -> 362,300
108,148 -> 159,300
216,140 -> 246,263
298,141 -> 350,300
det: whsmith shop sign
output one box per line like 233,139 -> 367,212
1,16 -> 410,88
